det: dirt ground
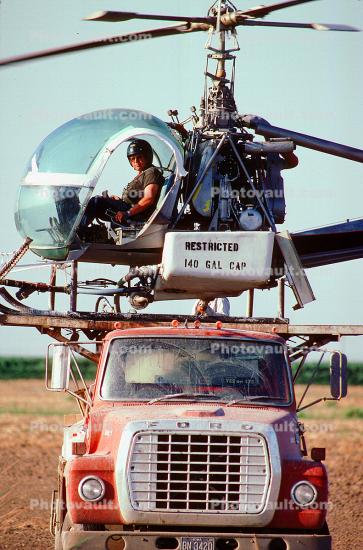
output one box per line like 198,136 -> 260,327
0,380 -> 362,549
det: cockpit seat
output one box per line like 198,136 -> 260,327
79,172 -> 177,244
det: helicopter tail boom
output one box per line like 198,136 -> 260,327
241,116 -> 363,163
291,218 -> 363,268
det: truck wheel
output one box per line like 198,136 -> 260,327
54,513 -> 104,549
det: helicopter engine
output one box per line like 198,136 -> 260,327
178,137 -> 292,233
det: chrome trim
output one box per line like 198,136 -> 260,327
128,432 -> 269,514
78,476 -> 106,503
291,481 -> 318,508
115,419 -> 281,527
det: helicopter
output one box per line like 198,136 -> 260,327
0,0 -> 363,314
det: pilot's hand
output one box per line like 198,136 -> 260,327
111,195 -> 120,200
115,211 -> 127,223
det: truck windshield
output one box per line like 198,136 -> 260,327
100,337 -> 291,405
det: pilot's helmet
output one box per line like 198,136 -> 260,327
126,139 -> 153,165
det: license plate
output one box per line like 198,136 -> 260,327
181,537 -> 215,550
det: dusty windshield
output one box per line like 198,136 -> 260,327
100,337 -> 291,404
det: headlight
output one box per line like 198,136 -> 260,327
291,481 -> 317,507
78,476 -> 106,502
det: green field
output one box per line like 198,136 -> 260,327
0,357 -> 362,384
0,357 -> 97,380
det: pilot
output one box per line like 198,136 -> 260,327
81,139 -> 164,228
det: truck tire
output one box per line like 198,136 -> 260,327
54,512 -> 104,549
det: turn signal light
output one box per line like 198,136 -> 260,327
215,321 -> 223,329
72,442 -> 86,456
171,319 -> 179,327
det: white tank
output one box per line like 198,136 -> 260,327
155,231 -> 274,298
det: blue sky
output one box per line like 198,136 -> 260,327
0,0 -> 362,357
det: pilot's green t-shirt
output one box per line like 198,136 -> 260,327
121,166 -> 164,209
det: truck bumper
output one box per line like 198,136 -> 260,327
62,530 -> 331,550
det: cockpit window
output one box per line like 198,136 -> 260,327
15,109 -> 184,258
100,337 -> 291,404
24,110 -> 182,175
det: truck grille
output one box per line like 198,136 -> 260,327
128,432 -> 270,513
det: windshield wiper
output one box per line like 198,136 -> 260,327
226,396 -> 286,406
148,392 -> 221,404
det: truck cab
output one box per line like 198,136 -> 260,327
48,324 -> 340,550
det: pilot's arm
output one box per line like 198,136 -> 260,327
115,183 -> 159,223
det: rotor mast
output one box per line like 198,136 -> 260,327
202,0 -> 239,129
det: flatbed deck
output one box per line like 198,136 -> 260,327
1,309 -> 363,337
1,286 -> 362,363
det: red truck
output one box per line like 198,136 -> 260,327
47,321 -> 347,550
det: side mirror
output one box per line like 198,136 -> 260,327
330,352 -> 348,399
48,345 -> 71,391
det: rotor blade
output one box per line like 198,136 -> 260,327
0,22 -> 209,67
84,10 -> 213,25
84,2 -> 320,25
239,0 -> 317,19
242,117 -> 363,163
87,8 -> 360,33
241,20 -> 359,31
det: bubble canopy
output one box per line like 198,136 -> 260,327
15,109 -> 186,260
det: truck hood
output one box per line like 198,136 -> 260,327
88,404 -> 300,459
